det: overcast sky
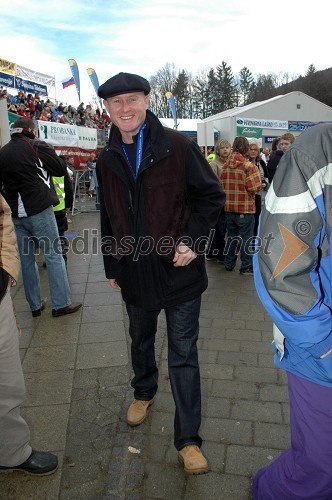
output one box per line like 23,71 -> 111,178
1,0 -> 330,106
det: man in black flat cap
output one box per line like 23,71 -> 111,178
97,72 -> 224,474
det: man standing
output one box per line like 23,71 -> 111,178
221,136 -> 262,275
0,117 -> 81,318
0,194 -> 58,475
253,124 -> 332,499
97,72 -> 224,474
267,133 -> 295,182
279,132 -> 295,153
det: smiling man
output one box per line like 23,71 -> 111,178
97,72 -> 224,474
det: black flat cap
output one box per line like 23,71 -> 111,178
98,72 -> 151,99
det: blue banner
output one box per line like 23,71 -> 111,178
0,72 -> 47,95
165,91 -> 178,129
15,77 -> 47,95
0,71 -> 15,89
288,120 -> 332,131
68,59 -> 80,102
87,68 -> 102,109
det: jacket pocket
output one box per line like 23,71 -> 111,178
160,255 -> 204,296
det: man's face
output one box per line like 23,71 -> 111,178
279,139 -> 292,153
103,92 -> 150,142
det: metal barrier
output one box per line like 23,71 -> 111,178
71,169 -> 99,215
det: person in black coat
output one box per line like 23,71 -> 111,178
97,72 -> 224,474
0,117 -> 81,318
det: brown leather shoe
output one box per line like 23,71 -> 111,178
178,445 -> 208,475
126,399 -> 154,426
52,303 -> 82,317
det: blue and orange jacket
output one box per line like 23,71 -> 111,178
254,124 -> 332,387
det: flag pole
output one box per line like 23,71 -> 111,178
54,75 -> 57,104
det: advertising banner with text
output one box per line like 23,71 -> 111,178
236,117 -> 288,130
54,146 -> 97,170
0,72 -> 47,95
37,121 -> 98,149
38,121 -> 79,146
15,77 -> 47,95
0,71 -> 15,89
77,126 -> 98,149
288,120 -> 332,131
16,65 -> 55,87
237,126 -> 262,139
0,57 -> 16,75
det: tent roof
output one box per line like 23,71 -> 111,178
202,91 -> 332,122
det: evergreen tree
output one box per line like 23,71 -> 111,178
216,61 -> 237,112
148,61 -> 332,119
173,70 -> 189,119
238,66 -> 255,105
206,68 -> 219,115
306,64 -> 316,76
247,74 -> 276,103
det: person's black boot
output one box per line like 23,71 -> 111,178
0,450 -> 58,476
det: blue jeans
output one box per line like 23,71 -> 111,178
224,212 -> 255,272
126,296 -> 203,451
13,207 -> 71,311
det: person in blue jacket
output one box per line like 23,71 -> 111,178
253,123 -> 332,499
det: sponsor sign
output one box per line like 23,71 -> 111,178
0,72 -> 47,95
0,57 -> 16,75
77,126 -> 97,149
236,117 -> 288,130
16,64 -> 55,87
0,71 -> 15,88
288,120 -> 332,131
38,121 -> 79,147
54,146 -> 97,170
237,126 -> 262,138
8,111 -> 18,129
15,77 -> 47,96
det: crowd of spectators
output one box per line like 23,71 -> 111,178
0,87 -> 111,129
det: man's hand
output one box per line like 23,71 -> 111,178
109,278 -> 121,290
173,243 -> 197,267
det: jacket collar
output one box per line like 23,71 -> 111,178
107,109 -> 171,158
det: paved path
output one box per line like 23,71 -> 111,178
0,211 -> 289,500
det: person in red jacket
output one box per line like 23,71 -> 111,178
221,136 -> 262,275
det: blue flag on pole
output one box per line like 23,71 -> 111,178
165,91 -> 178,129
68,59 -> 80,102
